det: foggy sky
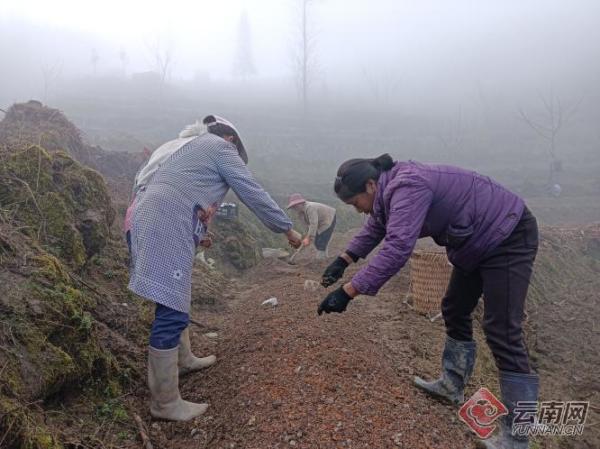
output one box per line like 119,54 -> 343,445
1,0 -> 599,113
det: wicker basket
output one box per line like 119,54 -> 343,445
406,250 -> 452,317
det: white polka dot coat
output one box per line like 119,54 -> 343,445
128,133 -> 292,313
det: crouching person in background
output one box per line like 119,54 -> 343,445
319,154 -> 539,449
127,115 -> 302,421
286,193 -> 337,260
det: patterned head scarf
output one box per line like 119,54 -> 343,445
202,115 -> 248,164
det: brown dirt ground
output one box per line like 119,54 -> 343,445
142,252 -> 474,449
122,234 -> 478,449
23,226 -> 596,449
124,228 -> 599,449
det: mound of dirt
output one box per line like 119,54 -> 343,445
0,126 -> 147,447
0,145 -> 115,268
0,101 -> 87,160
0,100 -> 145,181
523,225 -> 600,449
205,203 -> 293,274
0,219 -> 151,448
209,217 -> 262,272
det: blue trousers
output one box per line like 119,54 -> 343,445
127,232 -> 189,350
150,303 -> 189,349
314,216 -> 336,251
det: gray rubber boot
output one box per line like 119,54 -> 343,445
178,328 -> 216,376
477,371 -> 539,449
413,336 -> 476,404
148,346 -> 208,421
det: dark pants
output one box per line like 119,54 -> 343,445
149,303 -> 189,350
126,230 -> 132,254
314,216 -> 336,251
442,208 -> 538,373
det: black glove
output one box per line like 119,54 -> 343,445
317,287 -> 352,315
321,256 -> 349,287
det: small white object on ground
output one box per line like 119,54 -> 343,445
195,250 -> 216,269
392,432 -> 404,447
204,332 -> 219,338
262,248 -> 290,259
429,312 -> 443,322
262,297 -> 278,306
303,280 -> 320,292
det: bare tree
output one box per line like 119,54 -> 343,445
233,10 -> 256,80
291,0 -> 320,116
41,61 -> 62,103
519,92 -> 582,185
146,36 -> 175,85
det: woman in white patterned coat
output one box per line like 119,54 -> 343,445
127,115 -> 302,421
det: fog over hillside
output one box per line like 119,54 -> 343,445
1,0 -> 599,220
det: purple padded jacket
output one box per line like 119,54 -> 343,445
346,161 -> 524,295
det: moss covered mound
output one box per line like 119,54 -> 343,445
0,100 -> 144,181
0,103 -> 153,448
0,222 -> 152,449
210,216 -> 262,271
0,101 -> 86,159
0,145 -> 115,268
206,203 -> 294,272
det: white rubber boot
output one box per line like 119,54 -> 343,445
316,250 -> 327,260
178,328 -> 217,376
148,346 -> 208,421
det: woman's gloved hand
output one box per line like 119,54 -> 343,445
321,256 -> 349,287
317,286 -> 352,315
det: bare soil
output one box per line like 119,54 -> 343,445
131,229 -> 599,449
143,249 -> 474,449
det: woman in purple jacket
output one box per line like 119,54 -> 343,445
319,154 -> 538,449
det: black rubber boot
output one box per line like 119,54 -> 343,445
413,336 -> 476,404
476,371 -> 539,449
